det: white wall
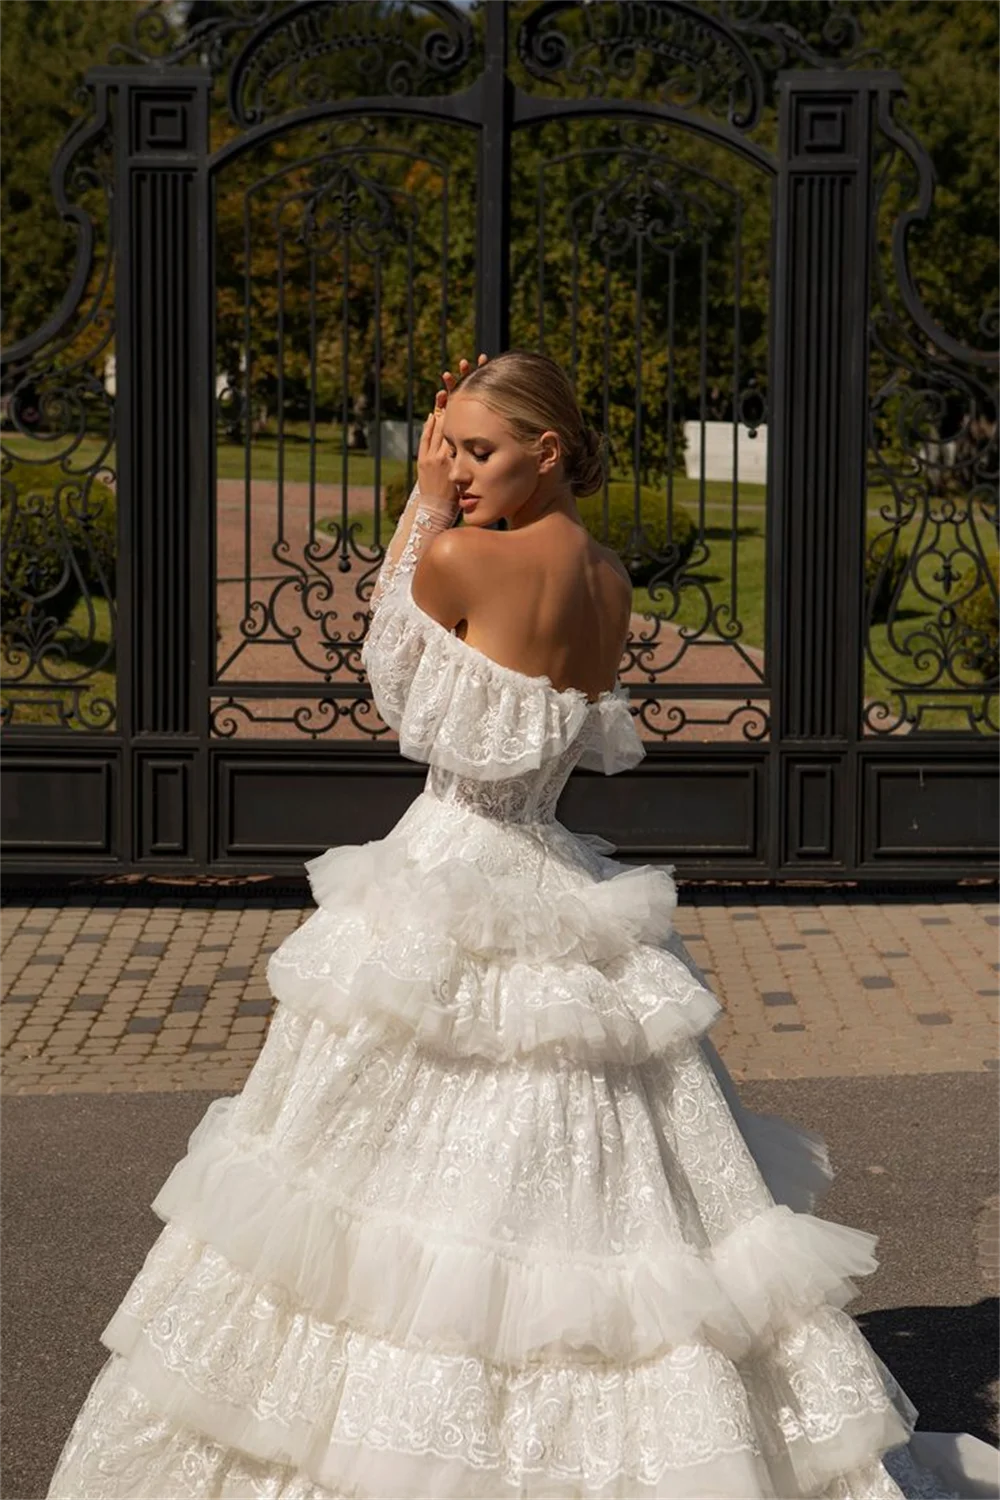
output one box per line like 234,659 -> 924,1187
683,421 -> 768,483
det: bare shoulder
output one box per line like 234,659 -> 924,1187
593,538 -> 634,624
594,538 -> 633,593
411,523 -> 491,625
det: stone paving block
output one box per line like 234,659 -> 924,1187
4,888 -> 997,1090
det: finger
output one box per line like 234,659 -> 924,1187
478,352 -> 488,364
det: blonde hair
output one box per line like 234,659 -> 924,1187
459,350 -> 607,498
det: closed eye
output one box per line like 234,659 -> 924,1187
446,444 -> 490,463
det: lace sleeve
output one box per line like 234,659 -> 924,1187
369,480 -> 459,617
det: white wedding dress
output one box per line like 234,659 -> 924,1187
46,533 -> 978,1497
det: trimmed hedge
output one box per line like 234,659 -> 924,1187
1,462 -> 116,631
577,484 -> 697,586
382,476 -> 697,586
954,573 -> 999,682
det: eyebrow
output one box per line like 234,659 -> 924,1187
442,433 -> 492,447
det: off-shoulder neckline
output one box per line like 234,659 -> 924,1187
404,591 -> 623,708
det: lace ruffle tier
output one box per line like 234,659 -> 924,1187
360,582 -> 645,780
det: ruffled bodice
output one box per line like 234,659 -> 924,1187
360,569 -> 645,823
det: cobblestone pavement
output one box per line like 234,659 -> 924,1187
2,883 -> 996,1096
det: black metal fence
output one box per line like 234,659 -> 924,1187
2,0 -> 997,879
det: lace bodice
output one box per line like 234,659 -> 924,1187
361,567 -> 644,823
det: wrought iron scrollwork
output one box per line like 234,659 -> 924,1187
516,0 -> 879,127
863,92 -> 998,737
227,0 -> 476,126
110,1 -> 478,127
528,116 -> 770,738
1,85 -> 118,731
213,118 -> 463,715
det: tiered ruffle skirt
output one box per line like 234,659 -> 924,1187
47,791 -> 919,1498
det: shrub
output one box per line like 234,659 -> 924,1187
865,530 -> 910,623
381,476 -> 697,586
1,462 -> 116,632
954,573 -> 999,682
577,483 -> 697,586
384,476 -> 413,526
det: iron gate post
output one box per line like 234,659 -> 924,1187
770,71 -> 901,876
104,67 -> 213,869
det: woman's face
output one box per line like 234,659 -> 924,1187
442,393 -> 559,528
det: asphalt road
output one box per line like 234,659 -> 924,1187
3,1071 -> 997,1500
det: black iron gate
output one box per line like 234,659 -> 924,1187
2,0 -> 997,879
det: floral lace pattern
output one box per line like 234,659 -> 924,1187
361,571 -> 644,787
46,1351 -> 956,1500
76,1221 -> 912,1499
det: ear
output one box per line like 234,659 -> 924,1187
536,429 -> 561,475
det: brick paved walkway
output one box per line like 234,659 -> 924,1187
2,885 -> 996,1096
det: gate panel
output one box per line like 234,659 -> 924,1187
209,115 -> 478,751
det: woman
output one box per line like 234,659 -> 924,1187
47,350 -> 960,1498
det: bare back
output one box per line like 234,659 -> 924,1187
453,516 -> 632,702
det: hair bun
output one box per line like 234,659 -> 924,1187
572,425 -> 607,498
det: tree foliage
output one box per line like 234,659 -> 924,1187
1,0 -> 995,451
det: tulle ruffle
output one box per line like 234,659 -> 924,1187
360,581 -> 645,781
49,1352 -> 925,1500
98,1225 -> 914,1500
267,917 -> 722,1068
304,837 -> 679,964
146,1112 -> 881,1370
264,815 -> 715,1067
699,1035 -> 836,1214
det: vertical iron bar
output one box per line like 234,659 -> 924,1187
602,250 -> 611,538
634,213 -> 643,524
277,222 -> 286,542
731,196 -> 742,628
309,243 -> 318,539
341,219 -> 351,539
698,232 -> 708,536
477,0 -> 510,356
242,191 -> 253,624
667,248 -> 675,536
374,248 -> 382,547
405,222 -> 414,493
441,168 -> 450,377
537,163 -> 545,352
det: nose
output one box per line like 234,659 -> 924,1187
448,454 -> 471,489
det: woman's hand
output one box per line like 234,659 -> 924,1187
416,353 -> 488,510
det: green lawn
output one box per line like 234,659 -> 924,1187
3,435 -> 994,734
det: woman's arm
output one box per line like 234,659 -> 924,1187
369,475 -> 458,617
369,356 -> 488,616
